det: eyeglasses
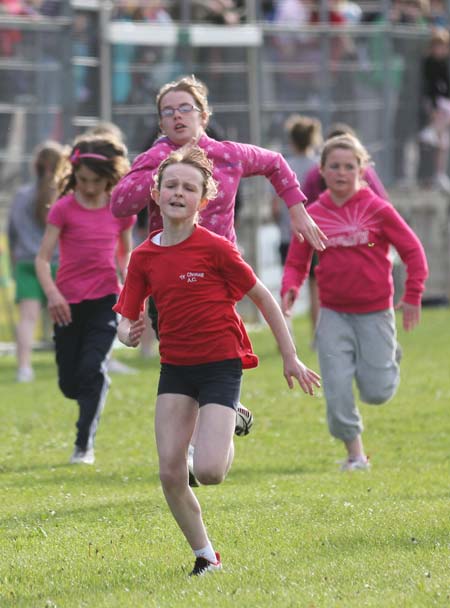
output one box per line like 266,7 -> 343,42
160,103 -> 201,118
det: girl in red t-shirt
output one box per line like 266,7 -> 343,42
115,146 -> 320,576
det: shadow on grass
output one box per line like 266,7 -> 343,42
229,463 -> 309,479
1,463 -> 159,487
316,526 -> 449,552
1,492 -> 164,530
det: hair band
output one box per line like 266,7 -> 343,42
70,149 -> 109,164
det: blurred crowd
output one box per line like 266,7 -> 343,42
1,0 -> 447,26
1,0 -> 450,186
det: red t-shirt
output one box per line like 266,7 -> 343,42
114,225 -> 259,368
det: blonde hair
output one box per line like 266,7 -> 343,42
32,140 -> 66,226
320,134 -> 371,169
154,146 -> 218,201
156,75 -> 211,123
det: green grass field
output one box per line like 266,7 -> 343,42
1,309 -> 449,607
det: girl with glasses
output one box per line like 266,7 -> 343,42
111,74 -> 326,250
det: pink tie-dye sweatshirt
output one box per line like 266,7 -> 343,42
111,133 -> 307,244
281,187 -> 428,313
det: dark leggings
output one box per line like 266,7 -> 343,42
54,294 -> 117,450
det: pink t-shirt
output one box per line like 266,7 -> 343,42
47,194 -> 135,304
111,133 -> 307,244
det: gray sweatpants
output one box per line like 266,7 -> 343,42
315,308 -> 400,442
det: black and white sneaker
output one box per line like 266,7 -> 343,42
235,403 -> 253,436
189,552 -> 222,576
70,446 -> 95,465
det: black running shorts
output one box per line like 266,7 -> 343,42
157,358 -> 242,409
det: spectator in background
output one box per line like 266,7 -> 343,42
111,1 -> 139,105
0,2 -> 22,63
274,0 -> 308,23
310,0 -> 359,112
176,1 -> 242,102
390,0 -> 429,183
270,0 -> 310,101
261,0 -> 276,20
0,0 -> 37,101
171,0 -> 241,23
336,0 -> 363,23
419,27 -> 450,192
129,1 -> 175,108
7,140 -> 64,382
361,0 -> 428,184
428,0 -> 449,26
73,12 -> 92,108
272,1 -> 309,52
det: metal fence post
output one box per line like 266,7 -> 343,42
318,0 -> 332,132
381,0 -> 393,185
99,0 -> 113,122
245,0 -> 264,321
61,1 -> 75,144
179,0 -> 193,73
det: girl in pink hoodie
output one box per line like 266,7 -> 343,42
281,134 -> 428,471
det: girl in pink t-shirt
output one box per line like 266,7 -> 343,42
35,135 -> 135,466
114,146 -> 321,576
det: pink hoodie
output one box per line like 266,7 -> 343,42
282,187 -> 428,312
111,133 -> 307,244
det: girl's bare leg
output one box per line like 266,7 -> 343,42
193,403 -> 236,484
344,434 -> 366,461
16,299 -> 41,370
155,394 -> 209,550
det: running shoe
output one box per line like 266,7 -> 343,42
70,446 -> 95,465
235,403 -> 253,436
340,457 -> 370,472
189,552 -> 222,576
